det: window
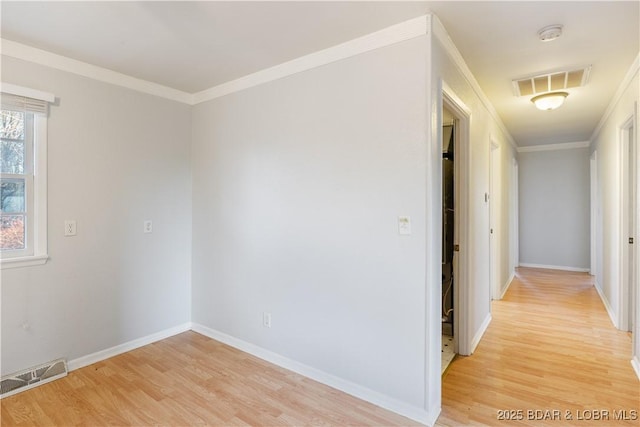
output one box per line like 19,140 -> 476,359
0,84 -> 53,268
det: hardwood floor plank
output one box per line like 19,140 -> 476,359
1,267 -> 636,426
1,330 -> 419,426
437,267 -> 639,426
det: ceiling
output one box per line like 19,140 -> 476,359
1,1 -> 638,147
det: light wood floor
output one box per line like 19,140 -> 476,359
0,331 -> 420,426
2,267 -> 638,426
437,267 -> 640,426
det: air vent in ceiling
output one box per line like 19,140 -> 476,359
512,66 -> 591,97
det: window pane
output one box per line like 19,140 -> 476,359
0,179 -> 25,212
1,139 -> 25,174
0,111 -> 24,140
1,215 -> 25,250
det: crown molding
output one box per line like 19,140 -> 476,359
1,39 -> 193,104
2,15 -> 429,107
192,15 -> 428,104
431,14 -> 518,149
590,52 -> 640,141
517,140 -> 590,153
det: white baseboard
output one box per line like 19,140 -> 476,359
499,272 -> 515,299
593,281 -> 618,329
631,356 -> 640,381
469,314 -> 492,354
191,323 -> 432,425
67,322 -> 192,371
519,263 -> 590,272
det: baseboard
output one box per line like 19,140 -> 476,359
593,281 -> 618,329
499,272 -> 515,299
191,323 -> 432,425
631,356 -> 640,381
518,263 -> 590,273
67,322 -> 192,371
469,314 -> 492,354
426,406 -> 441,427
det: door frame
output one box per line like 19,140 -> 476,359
489,138 -> 501,300
510,158 -> 519,274
590,151 -> 598,277
441,82 -> 471,356
619,108 -> 637,332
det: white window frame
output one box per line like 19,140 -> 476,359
1,83 -> 53,269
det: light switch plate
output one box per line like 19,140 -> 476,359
398,216 -> 411,235
144,220 -> 153,233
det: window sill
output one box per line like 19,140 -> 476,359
1,254 -> 49,269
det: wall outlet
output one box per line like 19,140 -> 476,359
263,312 -> 272,328
144,220 -> 153,233
64,220 -> 77,237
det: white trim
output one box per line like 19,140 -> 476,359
192,15 -> 428,104
594,281 -> 619,329
0,82 -> 54,103
489,137 -> 500,300
431,15 -> 517,149
590,151 -> 598,276
0,254 -> 48,269
442,83 -> 472,359
517,141 -> 590,153
1,16 -> 429,107
619,113 -> 636,332
500,272 -> 515,299
1,114 -> 49,269
191,323 -> 432,426
1,39 -> 193,105
470,314 -> 492,354
67,323 -> 191,371
631,356 -> 640,381
591,53 -> 640,142
518,263 -> 590,272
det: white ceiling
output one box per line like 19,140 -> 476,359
1,1 -> 638,147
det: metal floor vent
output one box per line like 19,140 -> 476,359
512,66 -> 592,97
1,359 -> 67,398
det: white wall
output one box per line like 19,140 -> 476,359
591,59 -> 639,368
0,13 -> 525,421
191,37 -> 429,413
0,56 -> 192,375
426,17 -> 518,415
518,147 -> 591,270
431,26 -> 517,332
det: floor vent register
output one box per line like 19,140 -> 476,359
0,359 -> 68,398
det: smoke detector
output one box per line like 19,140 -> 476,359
538,25 -> 563,42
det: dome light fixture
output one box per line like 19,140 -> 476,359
538,24 -> 563,42
531,91 -> 569,110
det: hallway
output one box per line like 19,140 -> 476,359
437,267 -> 639,426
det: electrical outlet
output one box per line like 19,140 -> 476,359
64,220 -> 77,237
263,312 -> 272,328
144,220 -> 153,233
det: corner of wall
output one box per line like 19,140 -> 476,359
593,281 -> 619,329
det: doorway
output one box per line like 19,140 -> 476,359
441,106 -> 456,372
489,140 -> 500,300
440,86 -> 471,361
590,151 -> 598,277
620,115 -> 637,333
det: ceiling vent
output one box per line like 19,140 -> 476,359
512,66 -> 591,97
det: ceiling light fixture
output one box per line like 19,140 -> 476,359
538,24 -> 563,42
531,91 -> 569,110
